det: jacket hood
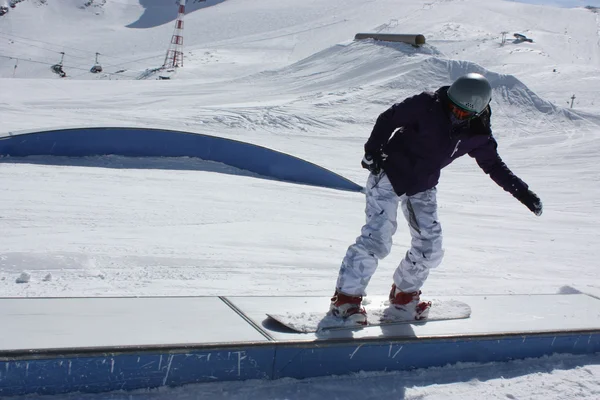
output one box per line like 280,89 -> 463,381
434,86 -> 454,121
434,86 -> 452,105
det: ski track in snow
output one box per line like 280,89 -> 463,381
1,0 -> 600,399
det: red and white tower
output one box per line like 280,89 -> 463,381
163,0 -> 186,68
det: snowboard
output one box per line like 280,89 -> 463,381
267,299 -> 471,333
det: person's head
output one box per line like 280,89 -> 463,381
447,73 -> 492,120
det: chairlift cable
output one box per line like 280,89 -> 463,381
0,53 -> 141,78
0,31 -> 133,62
0,36 -> 144,77
0,33 -> 169,73
0,34 -> 92,61
0,44 -> 108,72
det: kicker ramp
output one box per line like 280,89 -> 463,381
1,294 -> 599,396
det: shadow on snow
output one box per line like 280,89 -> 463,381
127,0 -> 228,29
0,155 -> 263,179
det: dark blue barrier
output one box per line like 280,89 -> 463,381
0,127 -> 362,192
0,347 -> 275,396
272,332 -> 600,379
1,331 -> 599,396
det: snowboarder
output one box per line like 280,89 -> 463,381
330,73 -> 543,324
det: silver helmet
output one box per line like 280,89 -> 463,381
447,73 -> 492,114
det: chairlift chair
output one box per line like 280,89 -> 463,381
51,52 -> 67,78
513,33 -> 533,43
90,52 -> 103,73
51,65 -> 67,78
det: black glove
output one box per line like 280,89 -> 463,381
361,152 -> 386,175
516,189 -> 543,216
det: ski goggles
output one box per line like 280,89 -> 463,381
449,102 -> 478,120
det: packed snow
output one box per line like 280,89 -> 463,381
1,0 -> 599,398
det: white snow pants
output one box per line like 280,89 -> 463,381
336,173 -> 444,296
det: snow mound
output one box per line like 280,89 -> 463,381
423,57 -> 583,121
246,39 -> 590,129
15,271 -> 30,284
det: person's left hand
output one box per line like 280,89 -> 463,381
517,189 -> 543,216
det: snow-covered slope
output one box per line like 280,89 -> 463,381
1,0 -> 599,111
1,0 -> 599,399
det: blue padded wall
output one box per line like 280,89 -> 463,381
272,332 -> 600,379
0,347 -> 276,396
0,127 -> 363,192
2,332 -> 599,396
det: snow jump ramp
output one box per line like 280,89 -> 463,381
1,294 -> 600,396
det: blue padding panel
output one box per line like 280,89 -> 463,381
2,332 -> 599,396
0,127 -> 362,192
0,347 -> 275,397
272,332 -> 600,379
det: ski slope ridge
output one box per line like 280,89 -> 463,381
0,40 -> 591,142
2,0 -> 599,89
204,39 -> 598,139
1,37 -> 596,162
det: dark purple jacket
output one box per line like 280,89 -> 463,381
365,86 -> 528,197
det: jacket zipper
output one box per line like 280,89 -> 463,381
451,139 -> 462,157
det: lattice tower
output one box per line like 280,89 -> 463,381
163,0 -> 186,68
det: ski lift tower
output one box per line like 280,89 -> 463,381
163,0 -> 186,69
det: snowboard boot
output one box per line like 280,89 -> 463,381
329,290 -> 367,325
388,284 -> 432,320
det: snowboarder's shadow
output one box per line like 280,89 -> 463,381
378,320 -> 419,338
313,315 -> 360,340
261,317 -> 297,334
312,313 -> 420,340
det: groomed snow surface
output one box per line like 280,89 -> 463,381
1,0 -> 600,398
